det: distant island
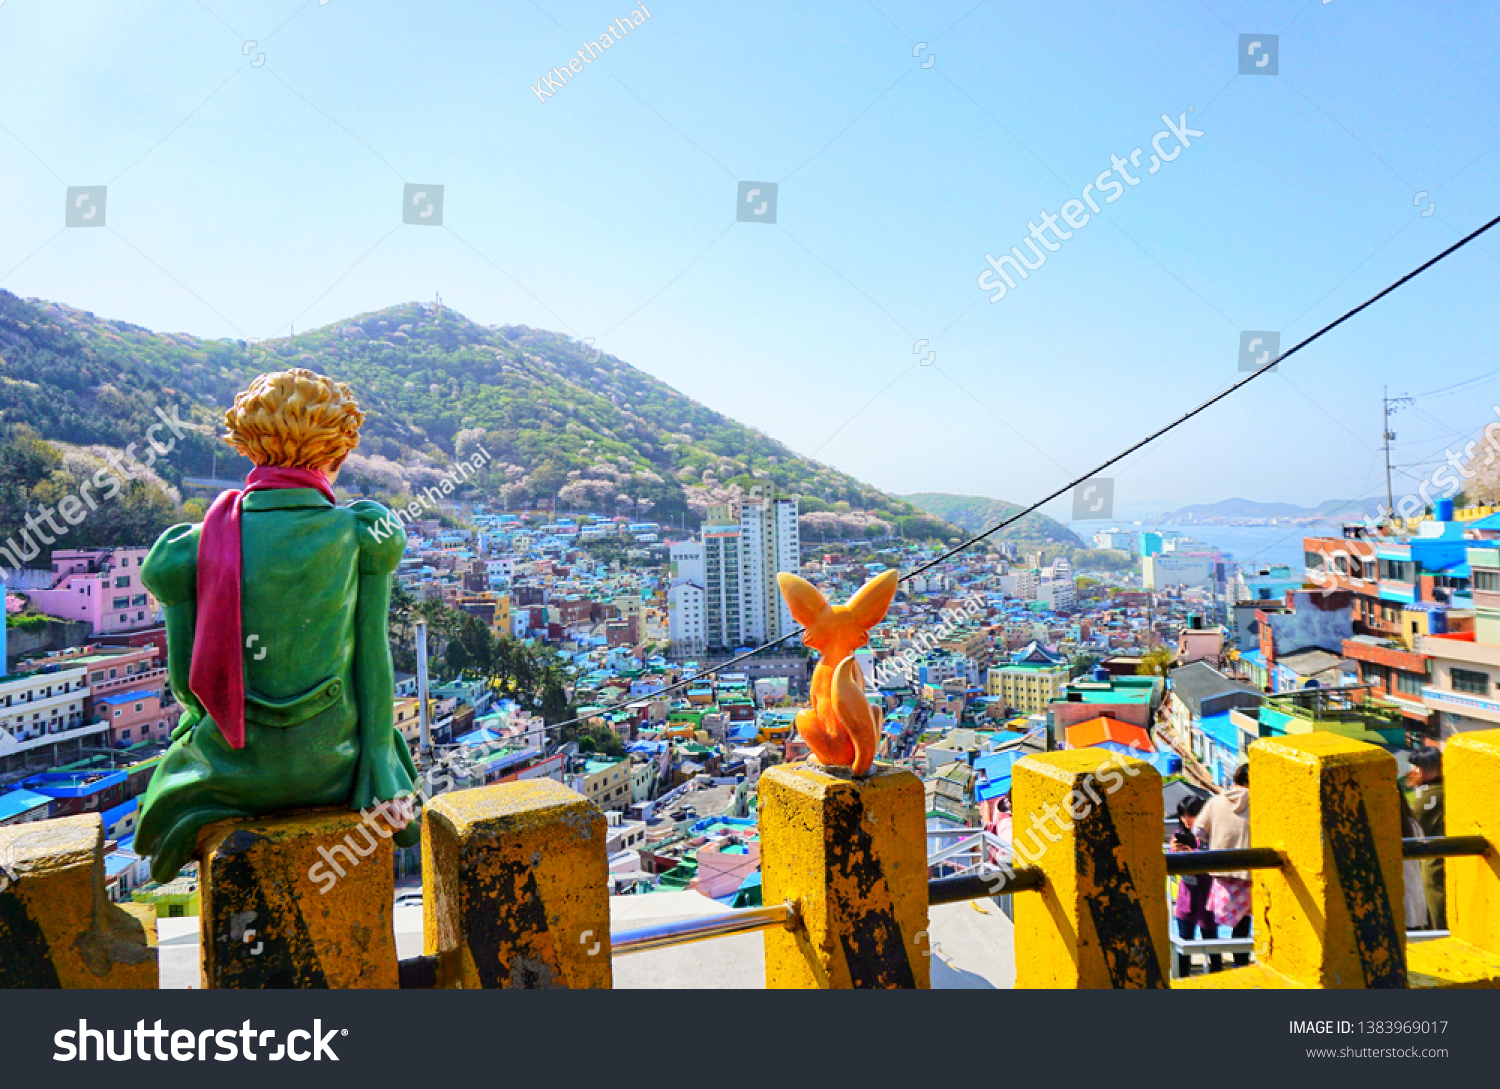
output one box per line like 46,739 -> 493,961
1150,496 -> 1390,524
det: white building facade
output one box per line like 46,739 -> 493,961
668,581 -> 707,656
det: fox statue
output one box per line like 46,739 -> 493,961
776,568 -> 899,777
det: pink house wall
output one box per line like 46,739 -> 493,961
28,548 -> 157,635
101,691 -> 180,747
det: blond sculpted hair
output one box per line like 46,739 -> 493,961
223,368 -> 364,468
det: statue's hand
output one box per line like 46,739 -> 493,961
380,796 -> 416,832
351,728 -> 420,833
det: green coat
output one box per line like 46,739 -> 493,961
136,489 -> 418,883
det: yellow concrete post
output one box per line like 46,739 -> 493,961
1408,729 -> 1500,987
0,814 -> 157,988
199,808 -> 400,988
1012,749 -> 1168,988
423,779 -> 610,988
1183,733 -> 1406,989
758,763 -> 928,989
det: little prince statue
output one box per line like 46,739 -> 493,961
136,368 -> 419,882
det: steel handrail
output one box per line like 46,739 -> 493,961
1401,834 -> 1487,860
1167,846 -> 1283,876
1166,836 -> 1487,876
611,900 -> 797,956
928,867 -> 1043,905
604,837 -> 1492,956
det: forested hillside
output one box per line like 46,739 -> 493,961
0,292 -> 958,553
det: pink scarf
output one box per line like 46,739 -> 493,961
190,465 -> 336,749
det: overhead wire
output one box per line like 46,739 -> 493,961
502,211 -> 1500,739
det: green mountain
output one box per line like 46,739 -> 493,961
899,492 -> 1084,546
0,292 -> 957,540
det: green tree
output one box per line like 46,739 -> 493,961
445,613 -> 494,678
1137,647 -> 1175,677
1070,653 -> 1102,678
0,428 -> 60,489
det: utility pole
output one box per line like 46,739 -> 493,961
1383,385 -> 1395,517
1383,387 -> 1414,522
415,618 -> 433,768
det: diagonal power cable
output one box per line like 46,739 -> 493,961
507,210 -> 1500,738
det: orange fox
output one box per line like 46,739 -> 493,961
777,569 -> 898,777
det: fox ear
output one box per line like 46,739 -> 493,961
846,569 -> 898,630
778,573 -> 830,630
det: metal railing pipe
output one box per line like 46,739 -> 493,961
1166,847 -> 1284,876
602,836 -> 1494,958
928,867 -> 1044,906
1401,834 -> 1489,860
611,900 -> 797,956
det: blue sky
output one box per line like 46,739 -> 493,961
2,0 -> 1497,520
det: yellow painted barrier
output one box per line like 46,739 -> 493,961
199,808 -> 400,988
423,779 -> 610,988
0,814 -> 157,988
1182,733 -> 1406,989
759,763 -> 928,988
1012,749 -> 1168,988
1408,729 -> 1500,987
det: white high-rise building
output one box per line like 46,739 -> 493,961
669,540 -> 705,588
736,497 -> 801,644
702,519 -> 744,650
680,497 -> 800,652
1036,579 -> 1075,612
668,581 -> 706,656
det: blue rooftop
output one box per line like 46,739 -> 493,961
478,747 -> 537,774
1197,710 -> 1240,751
23,769 -> 127,798
1093,742 -> 1182,776
455,726 -> 506,747
973,751 -> 1021,797
0,788 -> 51,822
95,689 -> 155,706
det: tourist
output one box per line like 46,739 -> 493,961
1399,789 -> 1428,930
1409,747 -> 1446,931
1170,795 -> 1214,977
1194,763 -> 1252,970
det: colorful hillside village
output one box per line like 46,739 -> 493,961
4,494 -> 1498,982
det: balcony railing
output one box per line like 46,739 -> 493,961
1,719 -> 110,754
1422,684 -> 1500,717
